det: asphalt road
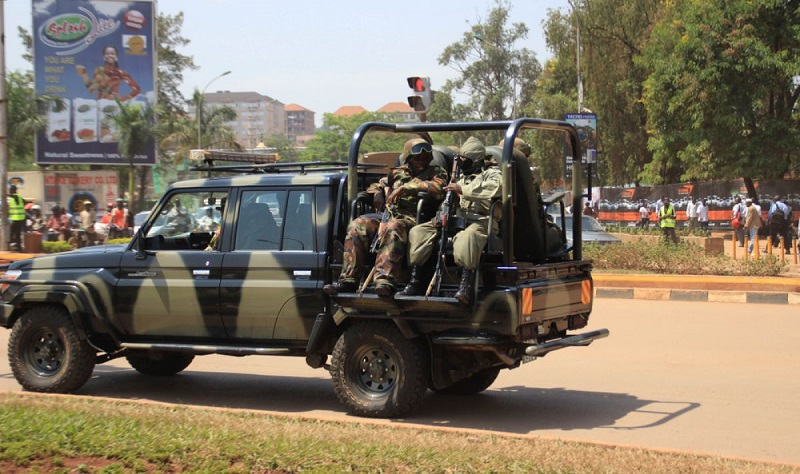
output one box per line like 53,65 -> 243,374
1,299 -> 799,465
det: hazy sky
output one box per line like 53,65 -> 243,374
5,0 -> 570,124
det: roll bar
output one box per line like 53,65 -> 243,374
346,119 -> 583,265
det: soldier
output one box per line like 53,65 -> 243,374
400,136 -> 502,305
324,139 -> 447,296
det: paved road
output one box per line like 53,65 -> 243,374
1,299 -> 799,465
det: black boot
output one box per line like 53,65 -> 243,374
454,269 -> 473,306
323,280 -> 357,295
398,266 -> 423,297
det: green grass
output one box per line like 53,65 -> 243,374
584,240 -> 788,276
1,393 -> 796,473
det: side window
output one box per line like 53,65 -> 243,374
144,190 -> 227,251
283,190 -> 313,251
235,190 -> 285,250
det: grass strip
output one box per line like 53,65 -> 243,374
0,392 -> 797,473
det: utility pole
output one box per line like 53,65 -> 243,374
0,0 -> 9,251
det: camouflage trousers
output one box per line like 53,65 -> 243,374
408,218 -> 489,270
340,215 -> 414,287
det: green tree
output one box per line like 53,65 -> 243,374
437,0 -> 542,121
156,12 -> 198,113
189,89 -> 240,150
302,113 -> 412,162
108,100 -> 157,211
6,71 -> 64,169
640,0 -> 800,185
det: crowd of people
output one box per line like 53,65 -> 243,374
324,136 -> 528,305
6,184 -> 134,252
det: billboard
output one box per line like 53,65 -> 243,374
33,0 -> 156,165
563,113 -> 598,180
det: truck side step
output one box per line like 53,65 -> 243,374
120,342 -> 295,357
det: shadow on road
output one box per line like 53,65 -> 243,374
69,365 -> 699,435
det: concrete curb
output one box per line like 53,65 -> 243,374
595,287 -> 800,305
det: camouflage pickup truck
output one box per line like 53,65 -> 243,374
1,118 -> 608,418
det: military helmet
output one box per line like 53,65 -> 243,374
498,138 -> 531,158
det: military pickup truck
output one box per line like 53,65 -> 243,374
1,118 -> 608,418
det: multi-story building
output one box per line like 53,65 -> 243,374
285,103 -> 316,142
376,102 -> 418,122
190,91 -> 287,149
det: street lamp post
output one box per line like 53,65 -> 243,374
196,70 -> 232,149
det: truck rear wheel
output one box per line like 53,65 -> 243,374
8,306 -> 96,393
330,321 -> 429,418
431,367 -> 500,395
126,351 -> 195,375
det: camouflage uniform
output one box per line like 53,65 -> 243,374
408,137 -> 501,271
338,151 -> 447,291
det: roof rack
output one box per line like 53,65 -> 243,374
189,149 -> 280,167
189,160 -> 387,175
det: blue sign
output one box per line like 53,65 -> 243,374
33,0 -> 156,165
564,113 -> 599,180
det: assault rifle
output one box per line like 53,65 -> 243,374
425,155 -> 463,297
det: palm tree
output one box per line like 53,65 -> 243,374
190,89 -> 240,150
7,70 -> 64,169
108,100 -> 157,211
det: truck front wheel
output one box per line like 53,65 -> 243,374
8,306 -> 96,393
330,321 -> 429,418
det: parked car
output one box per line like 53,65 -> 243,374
554,214 -> 621,244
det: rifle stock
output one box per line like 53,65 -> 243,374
425,156 -> 463,297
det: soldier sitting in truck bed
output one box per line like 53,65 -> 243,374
324,139 -> 447,296
401,136 -> 502,305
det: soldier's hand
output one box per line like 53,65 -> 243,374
444,183 -> 462,195
387,187 -> 405,204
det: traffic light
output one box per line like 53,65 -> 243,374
407,76 -> 433,114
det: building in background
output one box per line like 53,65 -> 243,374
285,103 -> 316,142
376,102 -> 418,122
189,91 -> 287,149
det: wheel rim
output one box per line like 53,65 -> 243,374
351,344 -> 397,398
23,327 -> 65,377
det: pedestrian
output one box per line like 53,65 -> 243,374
638,201 -> 650,229
697,198 -> 709,232
783,200 -> 793,254
324,139 -> 447,296
401,136 -> 500,305
731,197 -> 745,247
26,204 -> 45,233
110,198 -> 130,238
582,201 -> 595,217
658,196 -> 678,244
744,198 -> 762,255
686,196 -> 698,231
7,185 -> 26,251
767,195 -> 789,250
46,205 -> 70,242
80,200 -> 97,246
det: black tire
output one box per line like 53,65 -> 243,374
431,367 -> 501,395
126,351 -> 194,376
8,305 -> 96,393
330,321 -> 429,418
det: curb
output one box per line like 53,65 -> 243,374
595,287 -> 800,305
